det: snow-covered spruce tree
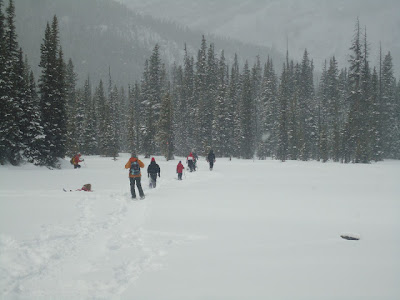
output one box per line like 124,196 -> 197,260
181,45 -> 195,155
194,36 -> 208,154
276,62 -> 290,162
0,0 -> 6,164
38,16 -> 67,167
228,54 -> 241,158
140,59 -> 151,156
118,86 -> 129,153
287,62 -> 299,160
0,0 -> 23,165
344,18 -> 363,163
381,52 -> 397,158
170,63 -> 186,156
298,49 -> 315,161
326,57 -> 341,162
318,60 -> 329,162
64,58 -> 78,156
251,56 -> 263,158
356,28 -> 372,163
240,61 -> 254,159
369,67 -> 382,161
104,82 -> 119,158
338,68 -> 349,162
258,57 -> 278,159
23,66 -> 47,165
81,76 -> 98,155
127,82 -> 142,154
94,79 -> 107,155
395,80 -> 400,159
141,44 -> 163,157
157,91 -> 174,160
211,50 -> 228,156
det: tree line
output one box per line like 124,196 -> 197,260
1,0 -> 399,167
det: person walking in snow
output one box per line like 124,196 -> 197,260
176,161 -> 185,180
187,152 -> 195,172
207,149 -> 216,170
125,153 -> 145,199
192,151 -> 199,171
147,157 -> 160,188
72,153 -> 84,169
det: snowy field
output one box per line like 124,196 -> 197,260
1,154 -> 399,300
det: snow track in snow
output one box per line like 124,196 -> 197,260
0,188 -> 199,299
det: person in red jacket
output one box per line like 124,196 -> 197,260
73,153 -> 84,169
124,154 -> 145,199
177,161 -> 185,180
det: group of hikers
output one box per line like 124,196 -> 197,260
70,150 -> 216,200
124,150 -> 216,199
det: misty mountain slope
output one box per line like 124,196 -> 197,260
120,0 -> 400,74
15,0 -> 284,86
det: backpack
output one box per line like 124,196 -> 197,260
70,157 -> 75,165
130,161 -> 141,176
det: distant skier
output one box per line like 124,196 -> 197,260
207,149 -> 216,170
187,152 -> 195,172
147,157 -> 160,188
176,161 -> 185,180
72,153 -> 84,169
125,153 -> 145,199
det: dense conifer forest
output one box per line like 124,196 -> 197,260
1,0 -> 399,167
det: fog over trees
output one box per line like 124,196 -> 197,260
1,0 -> 399,167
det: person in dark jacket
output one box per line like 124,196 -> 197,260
147,157 -> 160,188
207,149 -> 216,170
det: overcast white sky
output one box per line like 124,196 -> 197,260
119,0 -> 400,74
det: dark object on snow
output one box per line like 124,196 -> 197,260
340,234 -> 360,240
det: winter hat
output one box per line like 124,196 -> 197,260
131,153 -> 137,158
151,157 -> 155,162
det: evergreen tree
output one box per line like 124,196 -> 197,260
0,0 -> 23,165
381,52 -> 397,158
258,57 -> 278,159
38,16 -> 67,166
0,0 -> 6,164
81,76 -> 98,155
230,54 -> 242,158
345,18 -> 363,163
157,92 -> 174,160
240,61 -> 254,159
65,59 -> 78,156
211,50 -> 228,156
369,67 -> 382,161
277,62 -> 290,161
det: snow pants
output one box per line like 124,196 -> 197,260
149,173 -> 157,188
129,177 -> 144,198
178,173 -> 182,180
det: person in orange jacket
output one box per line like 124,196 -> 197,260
73,153 -> 84,169
176,161 -> 185,180
125,153 -> 145,199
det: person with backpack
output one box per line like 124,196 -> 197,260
72,153 -> 84,169
147,157 -> 160,188
125,154 -> 145,199
187,152 -> 195,172
207,149 -> 216,170
176,161 -> 185,180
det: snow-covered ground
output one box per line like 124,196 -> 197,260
1,154 -> 399,299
